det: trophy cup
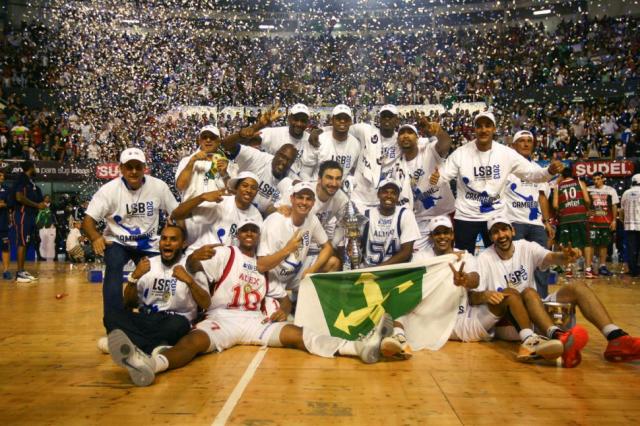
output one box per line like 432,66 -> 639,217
338,184 -> 368,270
543,302 -> 576,328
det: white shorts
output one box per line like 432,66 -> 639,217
271,253 -> 317,296
195,310 -> 286,353
450,305 -> 500,342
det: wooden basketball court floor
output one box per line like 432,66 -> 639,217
1,261 -> 639,426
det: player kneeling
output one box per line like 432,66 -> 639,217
108,218 -> 397,386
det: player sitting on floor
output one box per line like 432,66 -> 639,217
107,218 -> 401,386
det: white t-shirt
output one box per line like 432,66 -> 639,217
349,123 -> 399,207
276,180 -> 348,252
66,228 -> 82,251
314,131 -> 361,178
504,172 -> 549,226
621,186 -> 640,231
451,251 -> 479,323
85,176 -> 178,251
258,212 -> 328,284
437,141 -> 553,221
136,256 -> 208,323
189,195 -> 263,249
196,246 -> 286,315
357,206 -> 421,267
175,151 -> 237,201
259,126 -> 318,180
229,145 -> 293,213
476,240 -> 549,294
390,138 -> 455,221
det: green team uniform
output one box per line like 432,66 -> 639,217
556,178 -> 588,248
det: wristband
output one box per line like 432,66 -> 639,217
127,273 -> 138,285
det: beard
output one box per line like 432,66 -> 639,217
161,251 -> 182,267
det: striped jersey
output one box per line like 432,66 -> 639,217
556,178 -> 588,225
587,185 -> 619,228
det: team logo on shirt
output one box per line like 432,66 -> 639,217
502,264 -> 529,288
258,182 -> 280,201
125,201 -> 154,217
473,165 -> 501,180
462,177 -> 500,213
332,155 -> 352,170
112,214 -> 154,250
509,183 -> 540,220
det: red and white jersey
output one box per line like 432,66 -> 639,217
196,246 -> 286,316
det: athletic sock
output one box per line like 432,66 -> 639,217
602,324 -> 628,341
152,354 -> 169,373
393,326 -> 405,337
338,341 -> 358,357
547,326 -> 562,339
519,328 -> 534,342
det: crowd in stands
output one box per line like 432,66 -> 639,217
0,10 -> 639,165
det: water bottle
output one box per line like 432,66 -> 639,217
575,257 -> 584,278
611,249 -> 619,274
592,255 -> 600,274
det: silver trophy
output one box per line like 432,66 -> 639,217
338,183 -> 369,270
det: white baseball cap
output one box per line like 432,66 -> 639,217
120,147 -> 146,164
290,103 -> 310,117
199,125 -> 221,138
227,171 -> 260,190
632,174 -> 640,185
487,215 -> 511,231
398,124 -> 418,135
474,111 -> 496,126
377,177 -> 401,192
427,216 -> 453,233
379,104 -> 399,116
291,181 -> 316,197
513,130 -> 534,142
237,217 -> 261,232
332,104 -> 353,119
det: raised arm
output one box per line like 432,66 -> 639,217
426,121 -> 452,158
175,151 -> 209,192
172,264 -> 211,310
170,190 -> 226,221
221,103 -> 285,153
256,231 -> 302,273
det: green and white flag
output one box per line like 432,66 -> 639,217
295,254 -> 464,351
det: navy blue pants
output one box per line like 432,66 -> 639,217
102,243 -> 157,326
104,308 -> 190,354
626,230 -> 640,277
453,219 -> 491,255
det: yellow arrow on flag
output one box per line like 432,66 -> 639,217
333,272 -> 415,335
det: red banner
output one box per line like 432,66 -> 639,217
95,163 -> 151,179
572,160 -> 635,177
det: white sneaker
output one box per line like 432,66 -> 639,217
108,329 -> 156,386
517,334 -> 564,362
23,271 -> 39,281
151,345 -> 172,358
97,336 -> 109,354
381,333 -> 413,360
355,313 -> 394,364
16,271 -> 34,283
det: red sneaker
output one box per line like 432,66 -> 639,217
585,267 -> 595,279
604,335 -> 640,362
565,269 -> 574,278
558,325 -> 589,368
